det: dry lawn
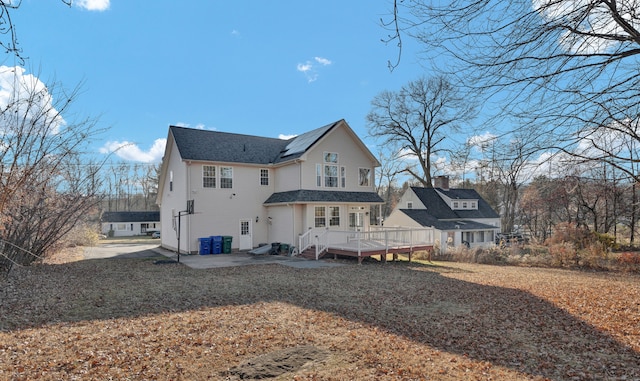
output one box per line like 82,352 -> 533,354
1,252 -> 639,380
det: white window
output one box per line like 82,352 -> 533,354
359,168 -> 371,187
471,202 -> 477,209
329,206 -> 340,227
116,223 -> 128,231
324,165 -> 338,187
314,206 -> 326,227
220,166 -> 233,188
203,165 -> 216,188
462,202 -> 468,209
453,201 -> 459,209
316,164 -> 322,187
324,152 -> 338,163
260,169 -> 269,186
407,202 -> 413,209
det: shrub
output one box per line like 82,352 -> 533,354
594,232 -> 618,250
617,252 -> 640,273
548,242 -> 578,267
581,242 -> 608,270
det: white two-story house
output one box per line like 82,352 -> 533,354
156,119 -> 383,254
384,176 -> 501,252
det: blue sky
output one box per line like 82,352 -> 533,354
6,0 -> 426,164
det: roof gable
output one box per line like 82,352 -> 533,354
410,187 -> 499,220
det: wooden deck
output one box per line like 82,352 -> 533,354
299,227 -> 435,264
325,240 -> 433,264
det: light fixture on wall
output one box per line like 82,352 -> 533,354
256,216 -> 259,223
230,193 -> 236,199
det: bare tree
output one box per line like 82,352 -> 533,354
374,149 -> 405,221
0,1 -> 72,63
387,0 -> 640,181
366,75 -> 475,187
0,70 -> 105,272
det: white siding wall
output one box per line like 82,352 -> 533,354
183,163 -> 274,252
273,163 -> 301,192
266,205 -> 296,247
298,126 -> 377,192
102,222 -> 160,237
159,139 -> 189,252
396,188 -> 426,210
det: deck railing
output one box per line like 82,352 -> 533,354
325,228 -> 434,256
298,228 -> 329,260
299,226 -> 434,260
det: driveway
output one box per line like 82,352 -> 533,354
83,243 -> 344,269
82,243 -> 162,260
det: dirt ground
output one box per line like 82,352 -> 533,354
1,250 -> 639,380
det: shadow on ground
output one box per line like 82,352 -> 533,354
1,248 -> 638,380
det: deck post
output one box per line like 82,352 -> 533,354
357,230 -> 362,264
314,235 -> 319,261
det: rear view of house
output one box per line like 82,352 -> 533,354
156,119 -> 384,254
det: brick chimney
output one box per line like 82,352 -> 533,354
434,175 -> 450,190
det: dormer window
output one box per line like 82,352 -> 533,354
471,202 -> 476,209
407,202 -> 413,209
462,202 -> 468,209
453,201 -> 459,209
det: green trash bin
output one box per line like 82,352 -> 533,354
222,236 -> 233,254
280,243 -> 289,255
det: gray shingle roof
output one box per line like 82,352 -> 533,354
399,209 -> 498,230
170,120 -> 342,165
264,190 -> 383,204
102,211 -> 160,223
411,187 -> 499,219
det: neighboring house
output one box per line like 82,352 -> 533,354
156,119 -> 384,254
101,211 -> 161,237
384,176 -> 500,252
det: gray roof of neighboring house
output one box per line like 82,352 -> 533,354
398,209 -> 498,231
264,190 -> 384,204
102,211 -> 160,223
411,187 -> 500,220
393,187 -> 500,231
170,120 -> 339,165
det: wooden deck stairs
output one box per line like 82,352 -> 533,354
297,246 -> 327,260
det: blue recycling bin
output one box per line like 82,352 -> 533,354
199,237 -> 211,255
211,235 -> 223,254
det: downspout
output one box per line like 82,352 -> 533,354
289,203 -> 294,254
186,161 -> 191,254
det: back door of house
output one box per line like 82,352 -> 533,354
239,219 -> 252,250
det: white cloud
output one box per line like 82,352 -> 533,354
467,132 -> 497,152
0,66 -> 65,134
533,0 -> 639,53
279,134 -> 297,140
100,138 -> 166,163
74,0 -> 110,11
174,122 -> 215,130
314,56 -> 332,65
297,56 -> 332,83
